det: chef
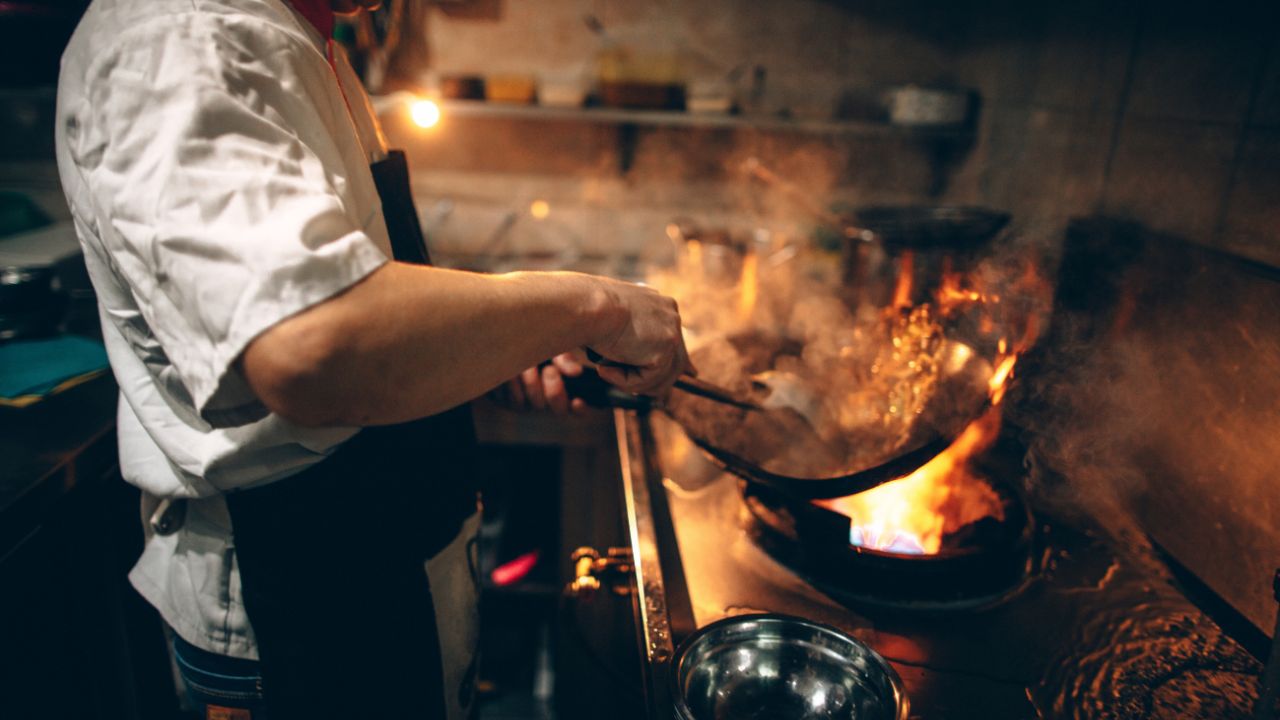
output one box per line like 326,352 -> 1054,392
54,0 -> 692,717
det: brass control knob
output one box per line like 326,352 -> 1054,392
567,546 -> 633,598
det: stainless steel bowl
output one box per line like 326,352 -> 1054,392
670,614 -> 908,720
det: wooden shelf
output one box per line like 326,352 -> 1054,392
374,94 -> 971,139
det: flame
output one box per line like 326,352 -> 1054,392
817,405 -> 1007,554
816,351 -> 1019,555
988,353 -> 1017,405
936,268 -> 994,316
891,251 -> 915,309
738,252 -> 759,324
684,240 -> 703,277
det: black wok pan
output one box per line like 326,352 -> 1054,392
567,339 -> 996,499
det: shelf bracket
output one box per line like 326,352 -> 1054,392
617,122 -> 639,175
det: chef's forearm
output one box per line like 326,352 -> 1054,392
239,262 -> 627,427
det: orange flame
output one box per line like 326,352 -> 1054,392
684,240 -> 703,277
891,251 -> 915,309
816,352 -> 1019,555
738,252 -> 759,324
936,269 -> 993,316
817,406 -> 1007,554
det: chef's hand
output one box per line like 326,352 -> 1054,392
494,353 -> 587,415
589,280 -> 694,397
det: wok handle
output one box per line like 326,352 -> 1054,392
583,347 -> 641,376
561,365 -> 652,410
583,348 -> 760,410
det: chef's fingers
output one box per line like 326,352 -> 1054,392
521,366 -> 547,410
570,396 -> 587,415
677,340 -> 696,377
641,351 -> 683,397
596,363 -> 642,392
541,363 -> 571,415
606,351 -> 686,394
551,352 -> 584,377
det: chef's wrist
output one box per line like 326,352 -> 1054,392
578,274 -> 629,350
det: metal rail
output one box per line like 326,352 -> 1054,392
616,408 -> 673,717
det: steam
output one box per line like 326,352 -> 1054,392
648,205 -> 1052,479
1004,220 -> 1280,633
1007,314 -> 1158,551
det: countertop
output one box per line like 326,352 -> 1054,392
0,371 -> 118,555
619,409 -> 1264,719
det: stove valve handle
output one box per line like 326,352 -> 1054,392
567,546 -> 633,599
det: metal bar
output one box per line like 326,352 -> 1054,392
616,408 -> 675,720
638,416 -> 697,642
672,376 -> 763,411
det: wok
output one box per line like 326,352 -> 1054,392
853,205 -> 1010,251
566,337 -> 996,499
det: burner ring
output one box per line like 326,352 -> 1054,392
741,467 -> 1037,611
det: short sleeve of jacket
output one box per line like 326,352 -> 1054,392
66,11 -> 389,427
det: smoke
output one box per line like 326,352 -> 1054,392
1006,315 -> 1158,552
649,197 -> 1058,481
1005,220 -> 1280,626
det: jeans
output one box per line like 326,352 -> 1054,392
171,634 -> 269,719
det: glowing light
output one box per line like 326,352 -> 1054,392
410,99 -> 441,129
738,252 -> 758,324
891,251 -> 915,309
817,407 -> 1007,555
850,523 -> 926,555
529,200 -> 550,219
988,354 -> 1018,405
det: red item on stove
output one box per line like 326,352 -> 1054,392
490,550 -> 541,587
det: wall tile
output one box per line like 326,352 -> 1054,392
1103,117 -> 1238,241
1250,36 -> 1280,128
944,106 -> 1110,237
955,0 -> 1139,113
1124,3 -> 1270,125
1219,128 -> 1280,267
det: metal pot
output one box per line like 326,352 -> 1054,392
0,263 -> 66,341
670,614 -> 908,720
841,205 -> 1010,311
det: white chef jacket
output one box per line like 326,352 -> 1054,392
55,0 -> 398,658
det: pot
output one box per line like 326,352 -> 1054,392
670,614 -> 908,720
0,263 -> 66,341
841,205 -> 1010,311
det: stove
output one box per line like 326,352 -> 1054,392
615,408 -> 1263,719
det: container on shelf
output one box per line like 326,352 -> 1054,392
485,74 -> 537,105
884,85 -> 973,127
439,74 -> 485,100
596,42 -> 686,110
686,77 -> 735,115
537,71 -> 589,109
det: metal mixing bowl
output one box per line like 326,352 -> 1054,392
670,614 -> 908,720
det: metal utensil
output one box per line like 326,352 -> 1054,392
671,614 -> 908,720
576,339 -> 996,499
560,366 -> 759,412
675,336 -> 996,499
583,347 -> 764,411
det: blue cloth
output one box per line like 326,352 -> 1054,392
172,633 -> 269,719
0,335 -> 109,403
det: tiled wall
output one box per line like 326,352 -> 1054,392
388,0 -> 1280,266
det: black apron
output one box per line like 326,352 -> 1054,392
225,150 -> 479,719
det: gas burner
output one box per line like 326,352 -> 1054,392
740,459 -> 1036,611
